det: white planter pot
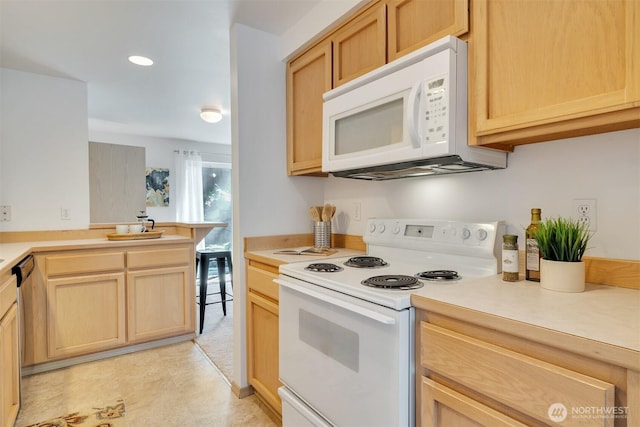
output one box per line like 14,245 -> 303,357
540,259 -> 586,293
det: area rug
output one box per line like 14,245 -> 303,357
195,297 -> 234,383
25,399 -> 125,427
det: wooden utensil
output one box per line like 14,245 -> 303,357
322,203 -> 333,221
309,206 -> 320,222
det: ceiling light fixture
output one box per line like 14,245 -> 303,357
200,107 -> 222,123
128,55 -> 154,66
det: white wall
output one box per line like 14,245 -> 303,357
230,23 -> 325,388
324,128 -> 640,261
280,0 -> 364,59
0,68 -> 89,231
0,67 -> 231,231
88,130 -> 231,223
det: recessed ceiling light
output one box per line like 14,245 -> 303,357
128,55 -> 154,66
200,107 -> 223,123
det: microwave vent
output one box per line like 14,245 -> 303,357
331,156 -> 502,181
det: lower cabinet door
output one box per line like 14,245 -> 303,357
127,266 -> 194,343
1,303 -> 20,427
47,273 -> 126,359
421,377 -> 526,427
247,291 -> 281,413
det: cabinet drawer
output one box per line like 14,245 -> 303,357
421,376 -> 527,427
247,265 -> 279,301
46,252 -> 124,276
127,247 -> 191,269
421,322 -> 615,426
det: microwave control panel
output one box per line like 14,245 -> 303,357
423,74 -> 449,144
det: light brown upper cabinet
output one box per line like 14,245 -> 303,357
286,41 -> 332,176
286,0 -> 470,176
472,0 -> 640,149
332,2 -> 387,87
387,0 -> 469,61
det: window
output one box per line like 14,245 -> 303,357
202,162 -> 232,250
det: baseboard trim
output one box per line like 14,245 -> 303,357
253,391 -> 282,425
21,333 -> 195,376
232,381 -> 254,399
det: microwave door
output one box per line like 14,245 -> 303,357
324,89 -> 420,172
323,59 -> 432,173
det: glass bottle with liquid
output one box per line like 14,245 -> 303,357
526,208 -> 542,282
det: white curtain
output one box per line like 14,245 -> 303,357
175,150 -> 204,222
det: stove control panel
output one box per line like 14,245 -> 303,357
364,218 -> 505,256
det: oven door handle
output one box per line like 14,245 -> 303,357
276,279 -> 396,325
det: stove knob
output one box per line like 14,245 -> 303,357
462,228 -> 471,240
392,224 -> 401,234
369,223 -> 376,233
477,229 -> 488,241
378,223 -> 386,233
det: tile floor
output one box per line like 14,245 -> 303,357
15,341 -> 277,426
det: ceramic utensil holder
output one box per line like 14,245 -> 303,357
313,221 -> 332,249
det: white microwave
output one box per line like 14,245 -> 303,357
322,36 -> 506,180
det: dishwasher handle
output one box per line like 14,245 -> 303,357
12,255 -> 34,288
276,278 -> 396,325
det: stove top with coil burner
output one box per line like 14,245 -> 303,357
279,218 -> 505,310
362,275 -> 424,290
305,263 -> 343,273
415,269 -> 461,282
344,256 -> 388,268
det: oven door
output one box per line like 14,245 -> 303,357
277,276 -> 414,427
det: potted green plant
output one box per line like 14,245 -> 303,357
531,217 -> 592,292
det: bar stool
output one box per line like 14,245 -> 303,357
195,250 -> 233,334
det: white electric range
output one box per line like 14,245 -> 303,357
277,218 -> 505,427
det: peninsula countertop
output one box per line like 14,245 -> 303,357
0,234 -> 193,275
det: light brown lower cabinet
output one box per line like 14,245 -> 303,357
127,265 -> 193,343
1,274 -> 20,427
126,246 -> 194,343
47,272 -> 126,359
24,243 -> 194,367
416,306 -> 638,427
246,260 -> 282,418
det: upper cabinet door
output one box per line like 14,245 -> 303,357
286,41 -> 332,176
387,0 -> 469,62
473,0 -> 640,147
332,2 -> 387,87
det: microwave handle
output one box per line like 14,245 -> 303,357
275,279 -> 396,325
407,80 -> 423,148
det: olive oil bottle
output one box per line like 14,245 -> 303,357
526,208 -> 542,281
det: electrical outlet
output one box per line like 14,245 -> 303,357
0,205 -> 11,221
353,202 -> 362,222
573,199 -> 597,231
60,208 -> 71,220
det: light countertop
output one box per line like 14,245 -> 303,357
411,275 -> 640,367
0,235 -> 192,275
